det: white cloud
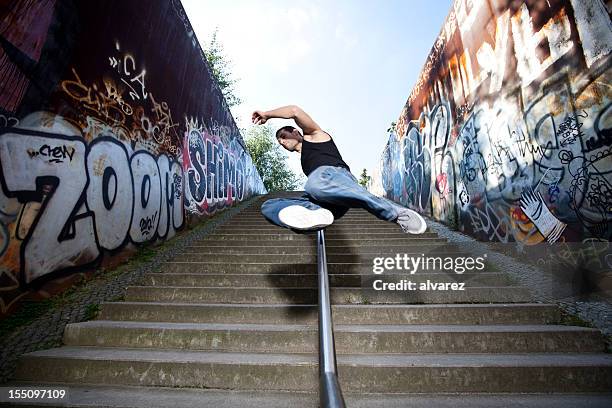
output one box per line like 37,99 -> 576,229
335,23 -> 358,50
182,1 -> 324,77
286,7 -> 310,31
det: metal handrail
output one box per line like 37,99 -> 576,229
317,230 -> 346,408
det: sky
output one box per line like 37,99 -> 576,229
182,0 -> 452,187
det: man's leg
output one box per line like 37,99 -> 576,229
304,166 -> 398,220
260,195 -> 335,231
304,165 -> 427,233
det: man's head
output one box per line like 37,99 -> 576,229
275,125 -> 303,151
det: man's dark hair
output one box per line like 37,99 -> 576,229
275,125 -> 297,139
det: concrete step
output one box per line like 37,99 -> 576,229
215,226 -> 434,234
240,214 -> 398,220
214,227 -> 436,236
234,209 -> 391,214
228,221 -> 434,229
232,215 -> 417,220
174,253 -> 479,264
199,233 -> 445,241
63,321 -> 606,353
220,218 -> 428,225
139,272 -> 515,287
187,241 -> 451,249
3,384 -> 611,408
224,224 -> 437,234
124,285 -> 533,304
159,261 -> 500,274
239,209 -> 382,215
226,220 -> 424,226
191,238 -> 449,247
141,272 -> 360,287
14,347 -> 612,392
230,218 -> 407,224
98,302 -> 561,325
184,243 -> 461,254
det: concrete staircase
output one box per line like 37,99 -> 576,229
5,192 -> 612,407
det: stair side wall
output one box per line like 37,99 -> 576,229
370,0 -> 611,245
0,0 -> 266,317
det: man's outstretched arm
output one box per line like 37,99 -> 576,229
252,105 -> 321,135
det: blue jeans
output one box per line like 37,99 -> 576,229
261,165 -> 401,230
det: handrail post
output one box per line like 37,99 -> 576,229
317,229 -> 346,408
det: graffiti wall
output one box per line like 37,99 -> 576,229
375,0 -> 611,245
0,0 -> 265,316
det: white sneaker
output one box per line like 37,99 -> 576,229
395,207 -> 427,234
278,205 -> 334,230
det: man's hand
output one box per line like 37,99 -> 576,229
252,110 -> 268,125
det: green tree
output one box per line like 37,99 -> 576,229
245,125 -> 304,192
358,168 -> 371,188
203,27 -> 241,108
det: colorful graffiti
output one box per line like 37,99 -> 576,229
0,0 -> 265,316
374,0 -> 611,244
182,118 -> 262,214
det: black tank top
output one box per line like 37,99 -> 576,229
300,134 -> 351,176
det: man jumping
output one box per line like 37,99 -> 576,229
252,105 -> 427,234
